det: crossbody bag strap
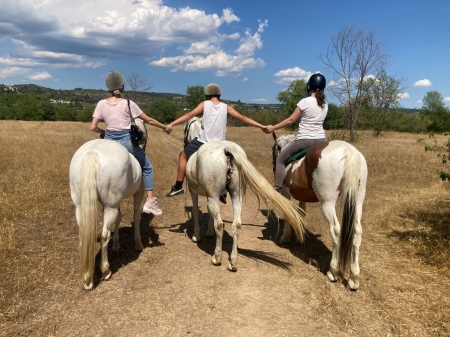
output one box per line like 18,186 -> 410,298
127,99 -> 136,126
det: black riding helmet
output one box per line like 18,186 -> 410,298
307,73 -> 326,93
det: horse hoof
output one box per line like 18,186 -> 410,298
83,282 -> 93,290
192,235 -> 200,243
227,264 -> 237,272
346,279 -> 359,291
325,271 -> 337,283
205,231 -> 215,238
135,243 -> 143,251
211,256 -> 221,266
102,270 -> 112,281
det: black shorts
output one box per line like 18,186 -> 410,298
184,138 -> 204,157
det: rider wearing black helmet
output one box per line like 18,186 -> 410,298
265,73 -> 328,193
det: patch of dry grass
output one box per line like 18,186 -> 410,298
1,121 -> 450,336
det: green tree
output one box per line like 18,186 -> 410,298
321,26 -> 389,142
422,91 -> 445,114
55,104 -> 76,121
78,106 -> 94,123
276,79 -> 307,116
186,85 -> 205,110
15,94 -> 44,120
360,70 -> 406,137
149,99 -> 177,124
40,102 -> 56,121
323,103 -> 345,130
419,91 -> 450,132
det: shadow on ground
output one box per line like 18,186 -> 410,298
168,206 -> 294,270
92,212 -> 163,288
259,209 -> 332,276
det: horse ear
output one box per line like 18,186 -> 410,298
272,132 -> 277,141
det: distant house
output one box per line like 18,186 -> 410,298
3,85 -> 19,92
49,99 -> 71,104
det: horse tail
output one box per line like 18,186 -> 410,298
339,146 -> 362,274
79,151 -> 99,289
226,146 -> 307,241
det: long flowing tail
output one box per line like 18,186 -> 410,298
339,147 -> 362,273
79,151 -> 99,289
226,146 -> 307,241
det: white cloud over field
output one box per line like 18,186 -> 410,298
0,0 -> 267,77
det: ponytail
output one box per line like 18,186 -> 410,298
109,87 -> 124,98
315,90 -> 326,108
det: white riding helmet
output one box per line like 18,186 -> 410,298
205,83 -> 222,96
105,71 -> 125,91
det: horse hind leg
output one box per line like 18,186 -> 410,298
321,201 -> 341,283
190,190 -> 201,242
133,184 -> 145,251
228,189 -> 243,272
101,207 -> 120,281
347,184 -> 365,291
208,197 -> 224,266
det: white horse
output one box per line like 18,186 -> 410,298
69,139 -> 145,290
183,116 -> 202,147
272,133 -> 368,290
186,140 -> 306,271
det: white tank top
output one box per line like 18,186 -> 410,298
197,101 -> 228,143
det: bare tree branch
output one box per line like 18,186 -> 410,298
126,72 -> 153,102
321,26 -> 389,141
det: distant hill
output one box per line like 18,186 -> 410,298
2,83 -> 282,112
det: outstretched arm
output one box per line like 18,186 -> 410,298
227,105 -> 266,130
138,112 -> 168,132
265,107 -> 301,133
165,102 -> 205,134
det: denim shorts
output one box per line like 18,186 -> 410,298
184,137 -> 204,157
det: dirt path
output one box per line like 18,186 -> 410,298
1,122 -> 449,336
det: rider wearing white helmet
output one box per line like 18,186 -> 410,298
165,83 -> 267,198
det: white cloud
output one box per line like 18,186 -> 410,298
26,71 -> 52,80
151,51 -> 265,76
242,77 -> 248,82
398,92 -> 410,100
0,67 -> 30,79
416,100 -> 423,104
252,98 -> 267,102
414,79 -> 432,87
151,20 -> 267,76
221,8 -> 240,24
0,0 -> 263,76
274,67 -> 312,84
257,20 -> 268,33
444,97 -> 450,102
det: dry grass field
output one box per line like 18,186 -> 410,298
1,120 -> 450,336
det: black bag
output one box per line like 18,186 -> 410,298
128,100 -> 144,145
130,124 -> 144,144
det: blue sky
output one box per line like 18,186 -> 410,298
0,0 -> 449,108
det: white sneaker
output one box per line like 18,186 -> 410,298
143,198 -> 162,216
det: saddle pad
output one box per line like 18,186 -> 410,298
286,147 -> 311,165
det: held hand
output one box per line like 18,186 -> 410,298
165,124 -> 173,134
265,125 -> 275,134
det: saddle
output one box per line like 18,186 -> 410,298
285,147 -> 312,166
